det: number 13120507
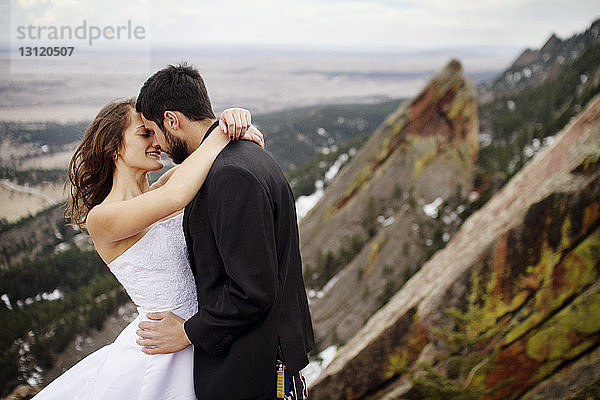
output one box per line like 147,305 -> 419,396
18,47 -> 74,56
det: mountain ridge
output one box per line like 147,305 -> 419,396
479,18 -> 600,103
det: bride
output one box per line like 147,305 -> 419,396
33,98 -> 262,399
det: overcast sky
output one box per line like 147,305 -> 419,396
2,0 -> 598,52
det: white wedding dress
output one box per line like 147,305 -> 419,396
34,213 -> 198,399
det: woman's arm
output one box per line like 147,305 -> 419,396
149,165 -> 179,191
150,124 -> 264,191
87,129 -> 230,244
150,108 -> 259,191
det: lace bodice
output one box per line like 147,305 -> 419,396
107,213 -> 197,319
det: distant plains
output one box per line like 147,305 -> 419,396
0,46 -> 515,122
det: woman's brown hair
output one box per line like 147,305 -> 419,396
65,98 -> 136,229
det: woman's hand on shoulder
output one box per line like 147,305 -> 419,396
220,108 -> 251,140
242,125 -> 265,149
219,108 -> 264,148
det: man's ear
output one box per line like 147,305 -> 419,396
164,111 -> 180,130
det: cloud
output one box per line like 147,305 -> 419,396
6,0 -> 599,50
145,0 -> 597,49
17,0 -> 48,9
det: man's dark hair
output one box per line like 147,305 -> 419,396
136,62 -> 215,132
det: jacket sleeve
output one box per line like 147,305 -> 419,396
183,164 -> 278,356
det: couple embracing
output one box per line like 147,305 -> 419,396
33,63 -> 314,400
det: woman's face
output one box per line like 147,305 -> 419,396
117,109 -> 163,172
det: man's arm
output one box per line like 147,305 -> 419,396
184,164 -> 278,355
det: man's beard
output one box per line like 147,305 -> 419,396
164,130 -> 190,164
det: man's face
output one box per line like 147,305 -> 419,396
141,114 -> 190,164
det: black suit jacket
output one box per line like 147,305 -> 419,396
183,140 -> 314,399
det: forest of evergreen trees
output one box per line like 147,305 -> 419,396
0,240 -> 128,396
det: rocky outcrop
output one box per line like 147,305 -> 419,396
309,94 -> 600,399
299,60 -> 479,348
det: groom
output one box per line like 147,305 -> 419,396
134,63 -> 314,399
